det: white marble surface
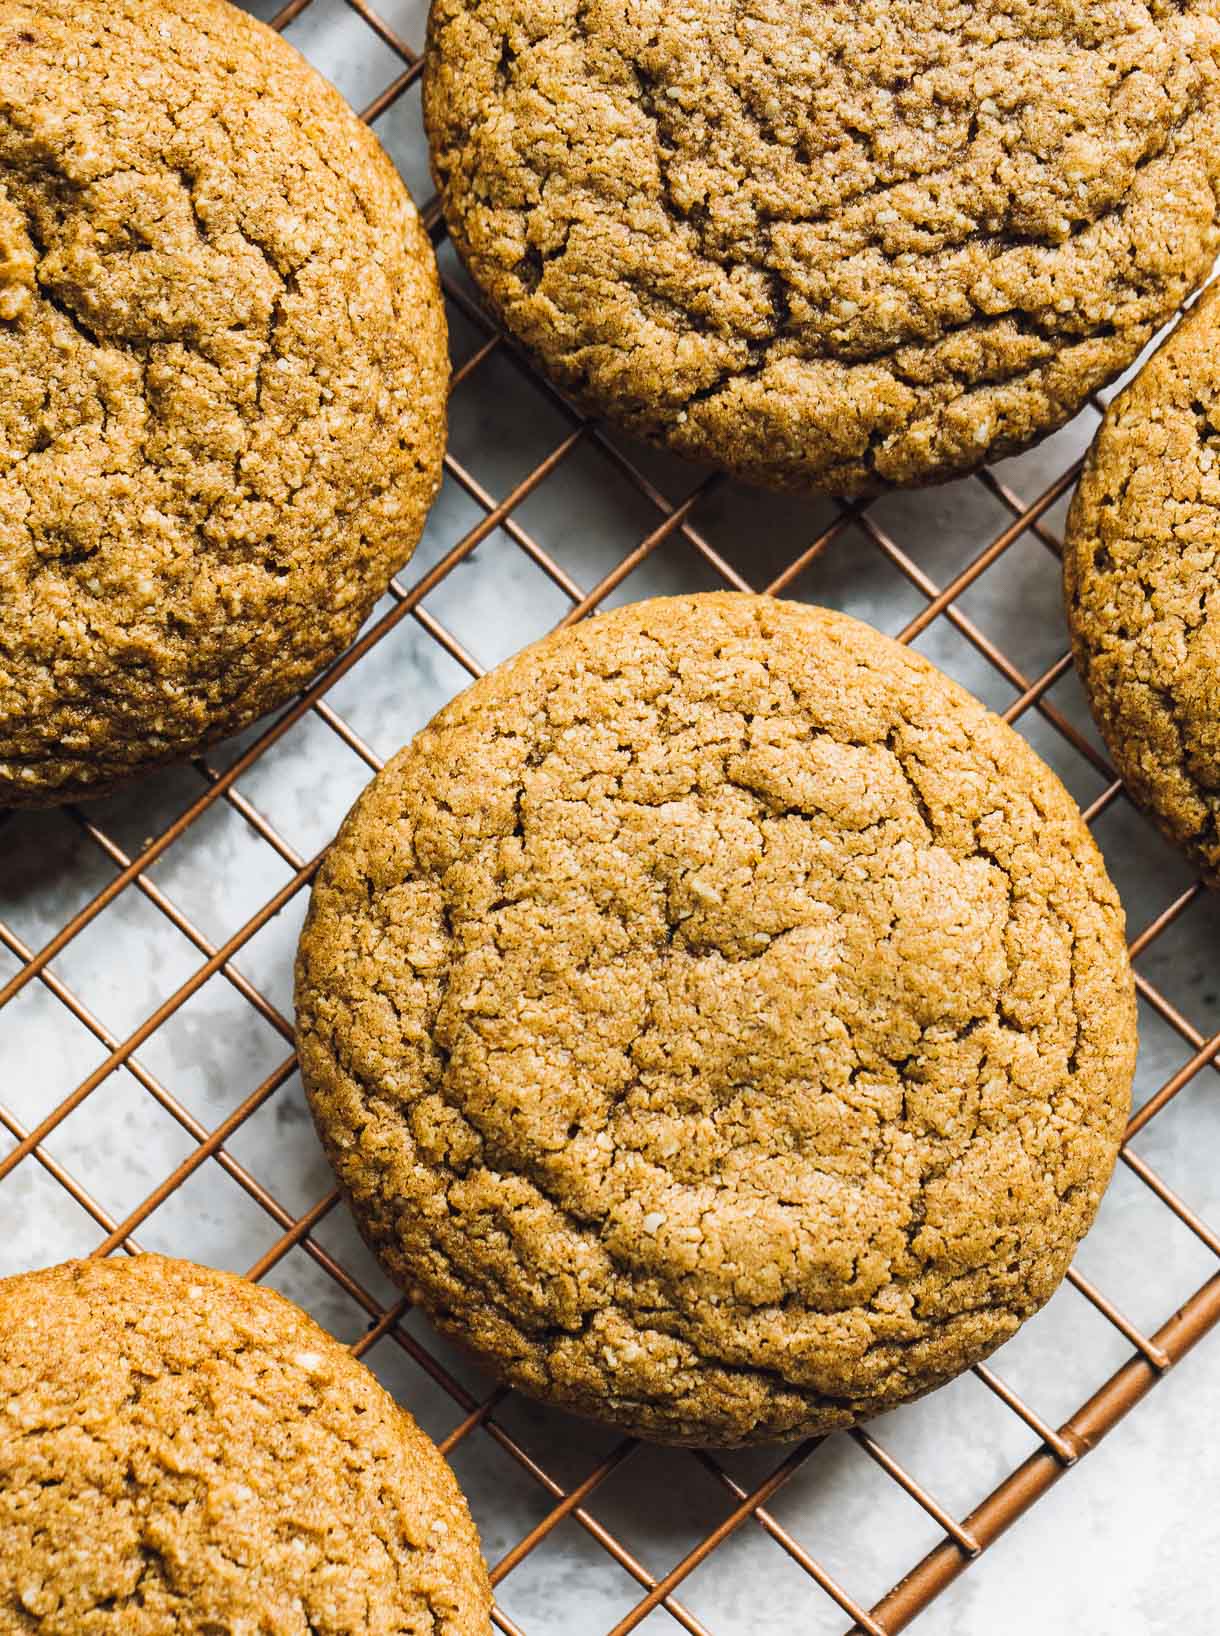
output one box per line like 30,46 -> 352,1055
2,4 -> 1218,1632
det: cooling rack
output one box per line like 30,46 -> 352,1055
3,1 -> 1220,1630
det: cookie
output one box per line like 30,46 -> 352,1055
1065,280 -> 1220,880
296,592 -> 1136,1446
0,0 -> 448,806
423,1 -> 1220,497
0,1255 -> 491,1634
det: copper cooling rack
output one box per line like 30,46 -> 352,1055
3,2 -> 1220,1630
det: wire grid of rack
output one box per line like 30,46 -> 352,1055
3,1 -> 1220,1630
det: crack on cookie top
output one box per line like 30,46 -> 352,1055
297,594 -> 1135,1443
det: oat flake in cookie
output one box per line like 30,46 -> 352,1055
296,593 -> 1137,1446
0,1255 -> 491,1634
424,0 -> 1220,496
0,0 -> 448,805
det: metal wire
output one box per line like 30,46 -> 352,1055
2,3 -> 1220,1631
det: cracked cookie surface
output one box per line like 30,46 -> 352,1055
296,593 -> 1136,1446
0,1255 -> 491,1635
0,0 -> 448,805
424,0 -> 1220,496
1066,280 -> 1220,880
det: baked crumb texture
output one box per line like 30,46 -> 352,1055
0,1255 -> 492,1634
0,0 -> 448,805
297,593 -> 1137,1446
1066,277 -> 1220,880
424,0 -> 1220,496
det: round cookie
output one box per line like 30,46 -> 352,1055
1065,279 -> 1220,880
0,1255 -> 491,1634
424,0 -> 1220,497
0,0 -> 448,805
296,592 -> 1136,1447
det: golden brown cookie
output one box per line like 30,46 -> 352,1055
424,1 -> 1220,497
296,593 -> 1136,1447
0,0 -> 448,805
0,1255 -> 491,1634
1065,280 -> 1220,880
